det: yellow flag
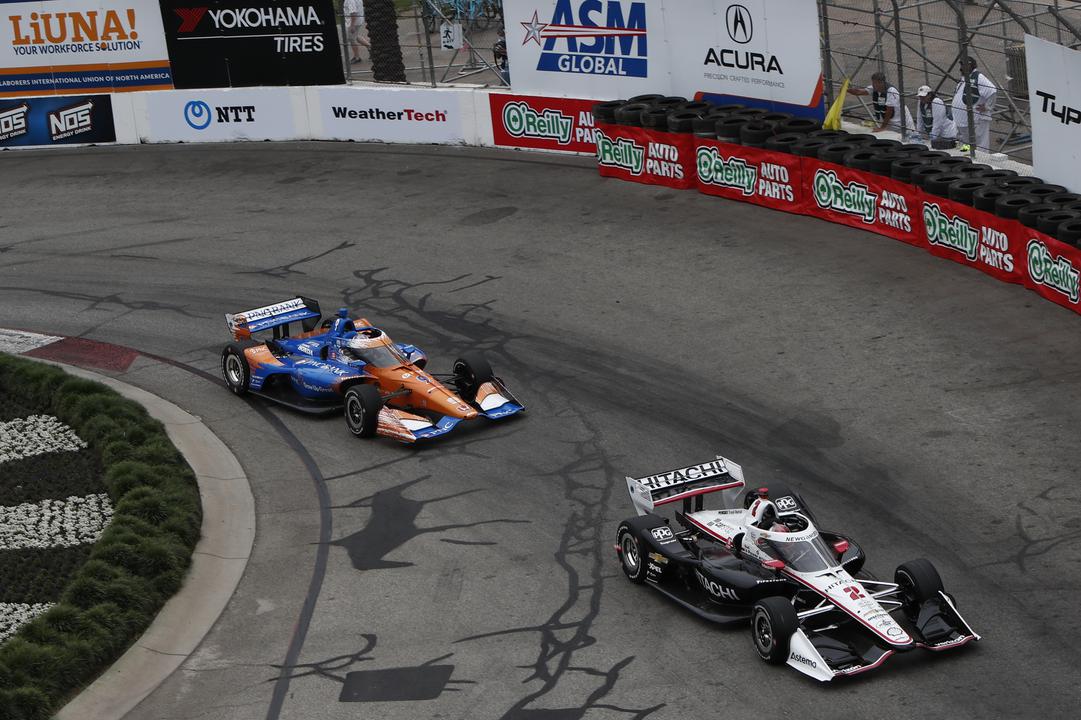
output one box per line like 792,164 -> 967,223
822,79 -> 849,130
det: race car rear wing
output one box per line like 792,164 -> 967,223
626,455 -> 745,516
226,297 -> 321,340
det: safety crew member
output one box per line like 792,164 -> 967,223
916,85 -> 958,149
849,71 -> 916,136
952,56 -> 997,152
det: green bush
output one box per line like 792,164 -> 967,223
0,353 -> 202,716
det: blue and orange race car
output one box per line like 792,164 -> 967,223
220,297 -> 524,442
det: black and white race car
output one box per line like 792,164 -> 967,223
615,456 -> 979,680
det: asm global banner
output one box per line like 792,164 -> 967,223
502,0 -> 823,117
0,0 -> 172,97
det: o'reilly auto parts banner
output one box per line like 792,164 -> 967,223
490,93 -> 599,153
159,0 -> 344,88
312,86 -> 467,144
142,88 -> 298,142
502,0 -> 822,116
695,140 -> 804,211
0,0 -> 172,97
595,123 -> 696,190
1025,34 -> 1081,192
0,93 -> 115,146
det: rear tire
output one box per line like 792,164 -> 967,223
221,345 -> 251,396
616,524 -> 648,584
344,385 -> 382,438
453,351 -> 494,401
751,597 -> 799,664
895,558 -> 944,607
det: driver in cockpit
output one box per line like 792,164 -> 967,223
749,499 -> 791,533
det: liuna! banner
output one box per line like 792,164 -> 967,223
0,0 -> 173,97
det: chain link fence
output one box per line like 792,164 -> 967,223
820,0 -> 1081,164
334,0 -> 508,87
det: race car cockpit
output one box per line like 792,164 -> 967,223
339,331 -> 408,368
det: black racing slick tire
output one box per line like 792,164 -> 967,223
616,523 -> 648,584
751,597 -> 799,664
344,385 -> 382,438
453,351 -> 494,401
221,344 -> 251,396
895,558 -> 944,607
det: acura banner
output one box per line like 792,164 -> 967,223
502,0 -> 823,115
158,0 -> 344,88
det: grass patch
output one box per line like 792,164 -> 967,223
0,354 -> 202,720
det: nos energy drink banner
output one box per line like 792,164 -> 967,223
502,0 -> 823,118
0,0 -> 173,97
0,93 -> 115,146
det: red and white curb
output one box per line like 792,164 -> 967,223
2,328 -> 256,720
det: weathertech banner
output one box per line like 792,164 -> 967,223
489,93 -> 599,154
158,0 -> 344,88
0,0 -> 172,97
695,139 -> 805,212
0,93 -> 115,146
800,157 -> 921,244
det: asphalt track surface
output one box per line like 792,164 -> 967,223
2,142 -> 1080,720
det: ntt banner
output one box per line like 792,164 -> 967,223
0,0 -> 173,97
502,0 -> 822,114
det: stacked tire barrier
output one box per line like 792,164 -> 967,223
593,97 -> 1081,315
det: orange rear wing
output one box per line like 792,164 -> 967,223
626,456 -> 745,516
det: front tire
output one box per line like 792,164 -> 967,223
895,558 -> 944,607
221,345 -> 251,395
751,597 -> 799,664
453,351 -> 494,401
344,385 -> 382,438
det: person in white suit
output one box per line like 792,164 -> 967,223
952,56 -> 997,151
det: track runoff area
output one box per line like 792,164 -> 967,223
2,141 -> 1080,719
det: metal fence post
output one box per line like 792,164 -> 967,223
890,0 -> 905,139
943,0 -> 976,157
819,0 -> 835,111
339,9 -> 351,82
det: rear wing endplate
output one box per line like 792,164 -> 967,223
626,455 -> 745,516
226,297 -> 321,340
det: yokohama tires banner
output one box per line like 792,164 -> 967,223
490,93 -> 599,154
595,123 -> 695,189
158,0 -> 344,89
800,157 -> 921,244
695,140 -> 806,213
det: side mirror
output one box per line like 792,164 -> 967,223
763,559 -> 786,571
833,539 -> 850,555
320,346 -> 330,361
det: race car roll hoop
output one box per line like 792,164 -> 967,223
616,456 -> 980,681
220,297 -> 524,443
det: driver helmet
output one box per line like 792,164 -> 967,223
340,331 -> 384,360
749,499 -> 778,529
